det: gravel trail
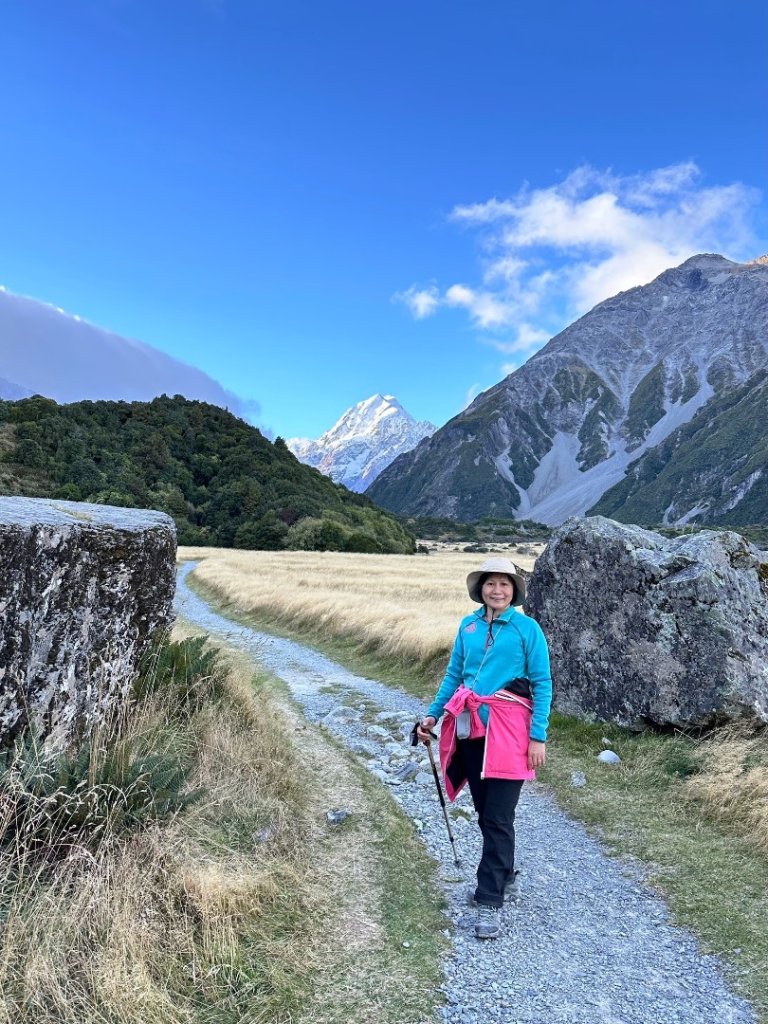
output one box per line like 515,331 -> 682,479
175,562 -> 754,1024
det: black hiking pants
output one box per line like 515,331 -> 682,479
457,737 -> 524,908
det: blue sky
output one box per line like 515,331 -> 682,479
1,0 -> 766,439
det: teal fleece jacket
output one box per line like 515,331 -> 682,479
427,606 -> 553,742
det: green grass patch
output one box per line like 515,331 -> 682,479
307,727 -> 447,1024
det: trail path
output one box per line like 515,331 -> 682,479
175,563 -> 754,1024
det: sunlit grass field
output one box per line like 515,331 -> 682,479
178,545 -> 541,685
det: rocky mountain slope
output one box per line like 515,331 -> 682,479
591,368 -> 768,525
367,254 -> 768,526
0,287 -> 249,416
288,394 -> 435,492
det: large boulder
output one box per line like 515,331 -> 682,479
527,516 -> 768,730
0,497 -> 176,747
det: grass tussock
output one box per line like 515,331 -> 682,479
683,728 -> 768,857
0,634 -> 321,1024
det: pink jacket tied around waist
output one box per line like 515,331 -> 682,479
439,686 -> 535,801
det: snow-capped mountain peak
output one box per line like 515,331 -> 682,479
321,394 -> 404,441
287,395 -> 436,492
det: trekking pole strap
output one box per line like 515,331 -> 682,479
409,720 -> 437,747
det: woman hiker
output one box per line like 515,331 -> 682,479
417,556 -> 552,940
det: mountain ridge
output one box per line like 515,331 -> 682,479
367,254 -> 768,526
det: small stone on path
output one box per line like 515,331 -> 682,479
325,808 -> 351,826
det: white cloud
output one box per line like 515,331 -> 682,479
485,323 -> 551,355
463,382 -> 483,408
398,162 -> 761,375
444,283 -> 514,328
393,284 -> 439,319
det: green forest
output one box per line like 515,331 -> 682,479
0,395 -> 416,553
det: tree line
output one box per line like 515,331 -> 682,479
0,394 -> 416,553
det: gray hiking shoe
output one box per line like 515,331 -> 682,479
474,905 -> 501,940
466,870 -> 521,907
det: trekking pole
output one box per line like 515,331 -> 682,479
411,721 -> 460,866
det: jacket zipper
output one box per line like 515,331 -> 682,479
474,617 -> 497,779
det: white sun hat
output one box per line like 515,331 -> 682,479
466,557 -> 526,607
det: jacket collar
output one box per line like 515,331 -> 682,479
473,605 -> 517,624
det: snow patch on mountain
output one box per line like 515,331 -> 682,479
287,395 -> 436,492
521,380 -> 717,524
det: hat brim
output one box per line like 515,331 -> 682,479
466,570 -> 526,607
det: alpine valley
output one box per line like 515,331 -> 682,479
287,394 -> 435,492
367,254 -> 768,528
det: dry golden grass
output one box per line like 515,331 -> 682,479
178,545 -> 539,676
684,729 -> 768,857
0,619 -> 446,1024
0,634 -> 321,1024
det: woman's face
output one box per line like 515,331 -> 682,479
481,573 -> 515,614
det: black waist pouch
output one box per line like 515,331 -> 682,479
504,677 -> 532,699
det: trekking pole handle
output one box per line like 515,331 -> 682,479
410,718 -> 437,747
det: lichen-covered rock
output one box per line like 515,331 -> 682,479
0,497 -> 176,747
527,516 -> 768,730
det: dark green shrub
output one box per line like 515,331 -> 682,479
0,728 -> 201,858
343,532 -> 382,553
135,635 -> 226,716
54,483 -> 82,501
